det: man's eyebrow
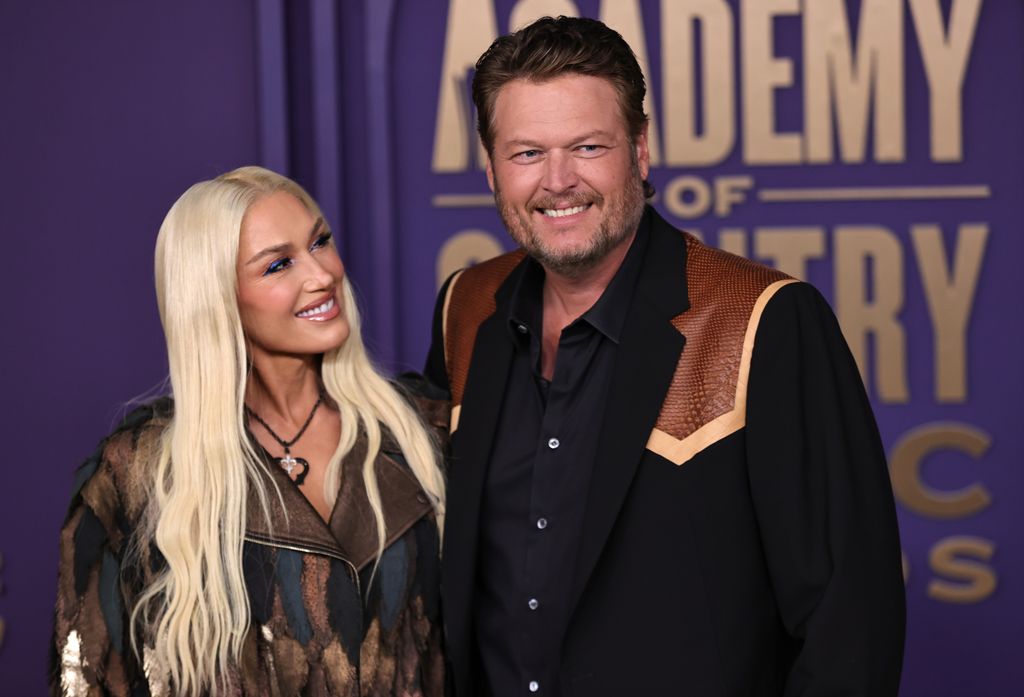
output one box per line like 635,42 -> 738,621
502,131 -> 616,150
244,217 -> 325,266
505,138 -> 545,149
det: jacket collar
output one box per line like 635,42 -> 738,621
246,429 -> 433,571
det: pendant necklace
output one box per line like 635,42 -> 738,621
245,390 -> 324,486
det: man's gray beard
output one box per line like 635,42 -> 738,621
494,169 -> 647,280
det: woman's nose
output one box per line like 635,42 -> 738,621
306,253 -> 340,289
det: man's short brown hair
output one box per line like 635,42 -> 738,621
472,16 -> 650,186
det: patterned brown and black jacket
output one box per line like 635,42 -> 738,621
51,393 -> 448,697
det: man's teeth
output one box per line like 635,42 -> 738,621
542,204 -> 588,218
296,298 -> 334,317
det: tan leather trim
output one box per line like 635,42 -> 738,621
441,268 -> 465,367
646,279 -> 798,465
450,404 -> 462,434
443,249 -> 527,408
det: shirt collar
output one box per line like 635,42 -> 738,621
506,206 -> 651,345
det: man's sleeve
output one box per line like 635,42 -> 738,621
423,272 -> 457,395
745,281 -> 905,696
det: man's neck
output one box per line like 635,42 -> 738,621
541,229 -> 637,328
537,230 -> 636,380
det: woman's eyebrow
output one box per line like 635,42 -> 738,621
245,217 -> 325,266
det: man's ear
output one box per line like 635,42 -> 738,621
634,122 -> 650,180
485,155 -> 495,193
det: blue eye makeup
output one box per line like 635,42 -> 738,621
264,257 -> 293,275
258,225 -> 331,276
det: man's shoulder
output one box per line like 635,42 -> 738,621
644,207 -> 792,300
678,232 -> 793,308
450,248 -> 527,294
441,248 -> 527,330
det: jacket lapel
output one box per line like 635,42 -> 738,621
247,431 -> 433,570
329,433 -> 433,572
246,450 -> 349,561
569,211 -> 691,614
442,263 -> 521,666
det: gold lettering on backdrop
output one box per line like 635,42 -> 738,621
754,227 -> 826,280
431,0 -> 498,172
890,422 -> 992,519
909,0 -> 984,162
834,226 -> 909,403
661,0 -> 734,166
662,175 -> 754,219
911,223 -> 988,403
927,536 -> 997,604
437,230 -> 505,290
433,0 -> 986,175
741,0 -> 802,165
600,0 -> 662,166
804,0 -> 904,163
713,176 -> 753,216
665,176 -> 713,219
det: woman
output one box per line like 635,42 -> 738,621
51,166 -> 447,696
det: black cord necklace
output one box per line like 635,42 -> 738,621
245,390 -> 324,486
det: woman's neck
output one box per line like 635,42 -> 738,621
246,353 -> 322,428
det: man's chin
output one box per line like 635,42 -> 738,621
528,244 -> 606,278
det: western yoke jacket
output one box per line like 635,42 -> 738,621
425,207 -> 905,697
52,394 -> 448,697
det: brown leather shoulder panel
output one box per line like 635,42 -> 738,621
655,234 -> 793,444
443,249 -> 527,406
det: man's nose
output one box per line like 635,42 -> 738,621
541,151 -> 579,193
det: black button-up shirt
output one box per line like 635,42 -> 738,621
474,214 -> 650,697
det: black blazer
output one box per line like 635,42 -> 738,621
425,208 -> 905,697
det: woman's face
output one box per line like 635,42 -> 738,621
236,191 -> 349,362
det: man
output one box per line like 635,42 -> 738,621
425,16 -> 904,697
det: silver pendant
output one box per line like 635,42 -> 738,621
274,454 -> 309,485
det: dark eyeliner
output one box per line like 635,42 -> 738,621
311,230 -> 333,249
264,257 -> 292,275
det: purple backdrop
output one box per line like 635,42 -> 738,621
2,1 -> 1020,695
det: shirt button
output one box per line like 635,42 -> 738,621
528,598 -> 539,610
536,517 -> 548,530
516,323 -> 528,334
529,681 -> 540,692
547,437 -> 560,449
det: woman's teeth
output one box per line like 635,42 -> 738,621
296,298 -> 334,317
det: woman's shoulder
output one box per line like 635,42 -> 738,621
391,372 -> 450,434
66,397 -> 174,525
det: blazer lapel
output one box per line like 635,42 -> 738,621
569,211 -> 691,613
442,267 -> 520,666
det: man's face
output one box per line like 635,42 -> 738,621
486,74 -> 649,278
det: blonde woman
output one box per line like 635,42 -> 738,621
51,166 -> 447,696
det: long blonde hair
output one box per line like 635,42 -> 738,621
134,166 -> 445,695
